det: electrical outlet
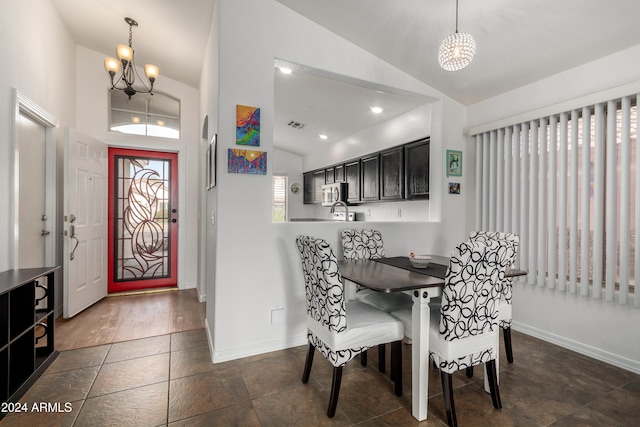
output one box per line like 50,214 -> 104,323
211,210 -> 215,225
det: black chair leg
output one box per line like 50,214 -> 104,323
465,367 -> 474,378
390,340 -> 402,396
327,366 -> 343,418
441,370 -> 457,427
486,360 -> 502,409
503,327 -> 514,363
361,350 -> 367,366
378,344 -> 386,372
302,343 -> 315,383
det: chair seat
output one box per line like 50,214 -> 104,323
389,307 -> 412,340
308,301 -> 403,352
429,302 -> 500,376
355,289 -> 412,313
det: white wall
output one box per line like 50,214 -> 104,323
74,46 -> 201,292
0,0 -> 76,274
202,0 -> 469,362
467,45 -> 640,373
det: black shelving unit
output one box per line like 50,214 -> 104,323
0,267 -> 59,416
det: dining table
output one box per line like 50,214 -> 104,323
338,255 -> 526,422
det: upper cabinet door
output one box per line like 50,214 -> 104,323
404,138 -> 430,199
325,167 -> 335,184
345,160 -> 361,203
361,154 -> 380,202
380,147 -> 404,200
334,164 -> 345,182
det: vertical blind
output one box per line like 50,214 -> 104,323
272,175 -> 287,223
474,94 -> 638,308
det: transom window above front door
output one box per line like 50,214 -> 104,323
109,90 -> 180,139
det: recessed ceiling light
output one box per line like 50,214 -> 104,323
279,67 -> 292,74
319,134 -> 328,140
370,106 -> 383,114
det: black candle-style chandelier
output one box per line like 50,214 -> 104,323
104,17 -> 159,100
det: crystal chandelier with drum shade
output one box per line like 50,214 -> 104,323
104,17 -> 159,99
438,0 -> 476,71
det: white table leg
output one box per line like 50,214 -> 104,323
411,288 -> 434,421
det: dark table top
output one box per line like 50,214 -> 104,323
338,256 -> 526,294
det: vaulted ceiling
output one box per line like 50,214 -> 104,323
51,0 -> 640,155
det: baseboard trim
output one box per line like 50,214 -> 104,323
211,334 -> 307,363
513,322 -> 640,374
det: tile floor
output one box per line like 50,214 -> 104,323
1,329 -> 639,426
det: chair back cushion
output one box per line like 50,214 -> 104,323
341,229 -> 385,260
440,239 -> 516,341
469,231 -> 520,327
296,236 -> 347,333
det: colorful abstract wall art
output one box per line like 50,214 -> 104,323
236,105 -> 260,146
228,149 -> 267,175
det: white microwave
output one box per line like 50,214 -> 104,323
321,182 -> 348,206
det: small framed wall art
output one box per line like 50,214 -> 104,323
236,104 -> 260,146
228,148 -> 267,175
446,149 -> 462,177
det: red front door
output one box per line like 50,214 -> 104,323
108,148 -> 178,293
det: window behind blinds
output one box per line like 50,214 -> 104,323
273,175 -> 287,222
474,95 -> 638,308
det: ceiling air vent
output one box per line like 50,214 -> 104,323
287,120 -> 306,130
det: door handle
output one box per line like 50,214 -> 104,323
69,223 -> 79,261
41,230 -> 50,236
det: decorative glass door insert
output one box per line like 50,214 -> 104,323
108,148 -> 178,292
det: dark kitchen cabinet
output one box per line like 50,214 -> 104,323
405,138 -> 430,199
380,147 -> 404,200
334,164 -> 345,182
313,170 -> 325,203
361,154 -> 380,201
1,267 -> 59,415
345,160 -> 361,202
325,167 -> 335,184
303,172 -> 313,204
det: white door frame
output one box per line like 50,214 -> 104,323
11,89 -> 58,269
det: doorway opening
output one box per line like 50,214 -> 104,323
108,148 -> 178,293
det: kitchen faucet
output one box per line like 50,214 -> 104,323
330,200 -> 349,221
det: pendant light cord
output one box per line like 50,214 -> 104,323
455,0 -> 459,33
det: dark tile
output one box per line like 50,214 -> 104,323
0,400 -> 80,427
104,334 -> 170,363
322,365 -> 405,423
621,376 -> 640,398
19,366 -> 100,403
170,345 -> 220,379
168,401 -> 260,426
485,368 -> 582,425
550,347 -> 637,388
549,407 -> 626,426
168,367 -> 250,422
587,388 -> 640,426
75,382 -> 168,427
171,329 -> 208,352
240,352 -> 305,399
252,382 -> 352,426
358,407 -> 448,426
88,353 -> 169,397
45,345 -> 110,374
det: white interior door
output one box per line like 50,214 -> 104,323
63,128 -> 108,318
17,112 -> 47,268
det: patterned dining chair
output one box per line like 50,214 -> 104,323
469,231 -> 520,363
295,235 -> 404,418
341,229 -> 412,369
429,239 -> 516,427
